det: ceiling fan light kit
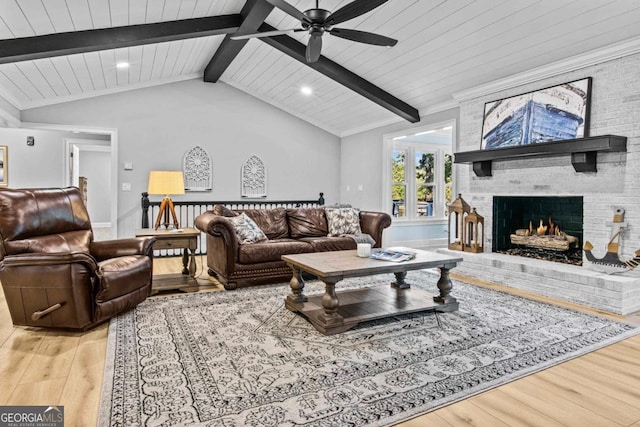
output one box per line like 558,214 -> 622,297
231,0 -> 397,63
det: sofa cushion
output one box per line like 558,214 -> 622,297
325,207 -> 362,236
238,239 -> 313,263
228,213 -> 268,244
287,208 -> 328,238
299,236 -> 357,252
242,208 -> 289,239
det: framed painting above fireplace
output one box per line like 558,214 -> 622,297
481,77 -> 592,150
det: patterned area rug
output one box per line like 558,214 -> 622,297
99,270 -> 639,426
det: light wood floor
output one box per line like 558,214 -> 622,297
0,256 -> 639,427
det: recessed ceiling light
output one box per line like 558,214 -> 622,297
300,86 -> 313,96
393,135 -> 407,140
415,130 -> 436,136
116,62 -> 130,69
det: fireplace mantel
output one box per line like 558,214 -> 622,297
454,135 -> 627,177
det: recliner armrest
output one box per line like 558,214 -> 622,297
90,237 -> 156,261
0,251 -> 98,271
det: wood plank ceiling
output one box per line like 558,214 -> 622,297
1,0 -> 640,136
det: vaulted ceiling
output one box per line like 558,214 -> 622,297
1,0 -> 639,136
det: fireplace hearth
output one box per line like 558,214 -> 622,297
500,247 -> 582,265
493,196 -> 583,265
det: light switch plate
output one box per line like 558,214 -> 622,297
122,183 -> 131,191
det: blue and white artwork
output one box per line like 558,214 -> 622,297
481,78 -> 591,150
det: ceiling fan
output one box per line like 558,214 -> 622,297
231,0 -> 397,63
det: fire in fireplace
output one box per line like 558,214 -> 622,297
510,216 -> 579,250
493,196 -> 583,265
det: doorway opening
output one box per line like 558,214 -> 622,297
65,138 -> 113,239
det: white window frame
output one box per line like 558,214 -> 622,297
382,120 -> 455,223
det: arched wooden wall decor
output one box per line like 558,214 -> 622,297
183,145 -> 212,191
241,154 -> 267,198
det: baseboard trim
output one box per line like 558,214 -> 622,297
92,222 -> 112,228
388,238 -> 448,250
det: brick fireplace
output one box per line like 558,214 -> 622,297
440,52 -> 640,315
444,141 -> 640,315
440,183 -> 640,316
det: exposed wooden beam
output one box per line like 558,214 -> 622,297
204,0 -> 274,83
258,24 -> 420,123
0,7 -> 420,124
0,15 -> 242,64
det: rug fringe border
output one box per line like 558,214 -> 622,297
378,327 -> 640,427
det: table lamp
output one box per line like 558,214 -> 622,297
148,170 -> 185,230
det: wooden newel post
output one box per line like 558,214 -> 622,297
141,192 -> 150,229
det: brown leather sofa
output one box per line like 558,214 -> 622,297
195,206 -> 391,289
0,187 -> 156,330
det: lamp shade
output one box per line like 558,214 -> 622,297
147,171 -> 185,196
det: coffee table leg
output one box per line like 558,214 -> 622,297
318,280 -> 344,326
433,265 -> 458,307
286,267 -> 308,304
391,271 -> 410,289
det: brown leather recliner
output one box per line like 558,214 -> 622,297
0,187 -> 156,330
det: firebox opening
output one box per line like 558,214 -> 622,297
492,196 -> 583,265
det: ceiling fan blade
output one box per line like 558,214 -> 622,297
329,28 -> 397,46
266,0 -> 311,24
306,34 -> 322,63
325,0 -> 388,26
230,28 -> 298,40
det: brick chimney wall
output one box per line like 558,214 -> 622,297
455,53 -> 640,262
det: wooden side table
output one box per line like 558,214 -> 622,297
136,227 -> 200,294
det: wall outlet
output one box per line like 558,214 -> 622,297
123,162 -> 133,170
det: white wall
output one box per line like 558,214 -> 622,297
0,128 -> 80,188
21,79 -> 340,237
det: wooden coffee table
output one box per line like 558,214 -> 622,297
282,248 -> 463,335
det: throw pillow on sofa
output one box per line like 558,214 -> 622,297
325,207 -> 362,236
228,213 -> 268,244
